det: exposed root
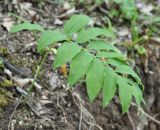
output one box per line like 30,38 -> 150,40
140,107 -> 160,125
71,92 -> 103,130
57,92 -> 68,123
131,102 -> 160,129
8,96 -> 22,130
127,111 -> 136,130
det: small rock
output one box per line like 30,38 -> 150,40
49,72 -> 59,90
117,27 -> 129,37
54,18 -> 63,25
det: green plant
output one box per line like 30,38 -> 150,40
10,14 -> 144,113
85,0 -> 138,20
0,58 -> 4,69
108,0 -> 146,55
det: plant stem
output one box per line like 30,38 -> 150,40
130,36 -> 145,48
27,48 -> 51,93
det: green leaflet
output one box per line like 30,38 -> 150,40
131,85 -> 143,106
54,43 -> 82,69
10,22 -> 44,33
124,78 -> 143,106
103,66 -> 117,107
115,65 -> 141,82
117,76 -> 143,112
106,58 -> 127,67
64,14 -> 91,35
38,30 -> 66,52
96,51 -> 126,61
68,50 -> 94,86
86,58 -> 105,102
117,76 -> 132,113
87,40 -> 121,53
76,28 -> 114,43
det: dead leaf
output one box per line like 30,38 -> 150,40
60,64 -> 67,77
2,17 -> 14,31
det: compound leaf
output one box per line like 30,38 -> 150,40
10,22 -> 44,33
87,40 -> 121,53
68,50 -> 94,86
76,28 -> 114,43
64,14 -> 91,35
54,43 -> 82,69
38,30 -> 66,52
103,66 -> 117,107
86,59 -> 105,102
117,76 -> 132,113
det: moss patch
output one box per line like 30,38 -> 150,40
0,80 -> 14,88
0,79 -> 13,107
0,46 -> 8,56
0,95 -> 9,107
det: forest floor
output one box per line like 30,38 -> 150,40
0,0 -> 160,130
